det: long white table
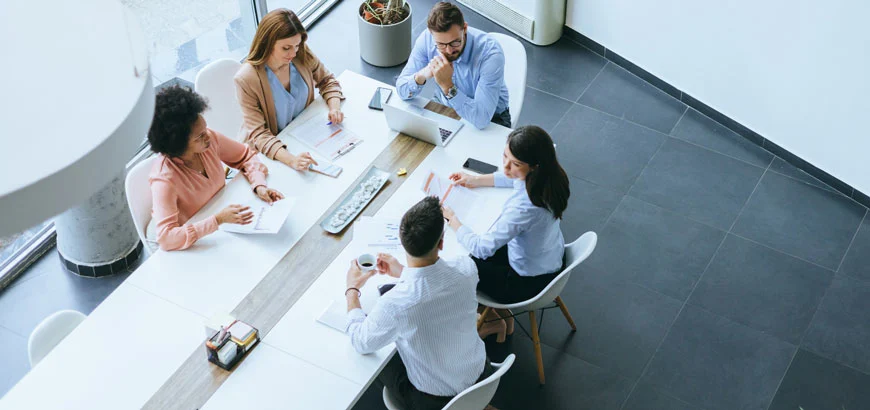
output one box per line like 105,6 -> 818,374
202,92 -> 514,409
0,70 -> 514,410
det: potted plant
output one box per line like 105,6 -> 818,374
358,0 -> 413,67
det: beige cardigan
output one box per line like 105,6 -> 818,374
234,48 -> 344,159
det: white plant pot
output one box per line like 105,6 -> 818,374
358,2 -> 413,67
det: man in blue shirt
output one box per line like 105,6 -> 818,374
396,2 -> 511,129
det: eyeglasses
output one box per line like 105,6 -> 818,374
434,30 -> 465,50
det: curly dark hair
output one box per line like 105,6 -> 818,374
147,85 -> 209,157
400,196 -> 445,257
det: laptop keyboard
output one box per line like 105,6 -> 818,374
439,128 -> 452,142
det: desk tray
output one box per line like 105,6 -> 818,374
321,166 -> 390,234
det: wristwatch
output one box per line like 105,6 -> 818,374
444,85 -> 458,100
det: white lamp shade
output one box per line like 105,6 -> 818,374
0,0 -> 155,237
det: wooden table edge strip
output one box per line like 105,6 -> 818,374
143,131 -> 440,409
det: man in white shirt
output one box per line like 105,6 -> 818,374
345,196 -> 492,409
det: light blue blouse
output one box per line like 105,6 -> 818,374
265,63 -> 309,132
457,172 -> 565,276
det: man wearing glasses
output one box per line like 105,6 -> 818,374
396,2 -> 511,129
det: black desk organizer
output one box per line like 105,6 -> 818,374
205,326 -> 260,371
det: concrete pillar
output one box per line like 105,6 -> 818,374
55,171 -> 142,277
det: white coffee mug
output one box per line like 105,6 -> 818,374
357,254 -> 376,272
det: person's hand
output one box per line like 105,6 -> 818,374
416,62 -> 435,83
449,172 -> 477,188
346,260 -> 376,290
376,253 -> 404,278
255,186 -> 284,204
442,205 -> 461,231
216,204 -> 253,225
285,152 -> 318,172
328,108 -> 344,124
431,53 -> 454,92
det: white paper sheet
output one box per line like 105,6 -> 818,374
290,115 -> 363,160
353,216 -> 403,259
220,197 -> 296,234
316,272 -> 398,332
420,170 -> 482,223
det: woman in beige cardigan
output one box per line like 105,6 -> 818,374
235,9 -> 344,171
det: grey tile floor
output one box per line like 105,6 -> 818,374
2,1 -> 869,408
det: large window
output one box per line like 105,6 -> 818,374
0,0 -> 341,290
269,0 -> 343,27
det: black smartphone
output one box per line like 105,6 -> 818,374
377,283 -> 396,296
463,158 -> 498,174
368,87 -> 393,111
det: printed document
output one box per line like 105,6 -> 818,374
354,216 -> 403,258
220,197 -> 296,234
290,115 -> 362,160
421,171 -> 482,223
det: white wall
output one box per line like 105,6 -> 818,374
566,0 -> 870,195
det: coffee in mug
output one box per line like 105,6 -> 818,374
357,254 -> 376,271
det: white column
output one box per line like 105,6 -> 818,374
55,171 -> 141,276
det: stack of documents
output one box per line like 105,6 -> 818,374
227,320 -> 258,352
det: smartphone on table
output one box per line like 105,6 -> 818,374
463,158 -> 498,175
368,87 -> 393,111
309,163 -> 343,178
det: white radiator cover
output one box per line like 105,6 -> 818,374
458,0 -> 566,45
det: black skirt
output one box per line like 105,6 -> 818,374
472,246 -> 563,304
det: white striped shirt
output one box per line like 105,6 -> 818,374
345,257 -> 486,396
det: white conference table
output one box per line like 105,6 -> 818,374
202,90 -> 514,409
0,70 -> 513,410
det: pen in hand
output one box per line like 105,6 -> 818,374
327,116 -> 347,126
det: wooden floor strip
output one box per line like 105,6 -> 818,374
144,103 -> 455,410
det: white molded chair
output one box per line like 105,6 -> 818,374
477,232 -> 597,384
194,58 -> 244,140
382,354 -> 516,410
125,156 -> 158,254
28,310 -> 87,367
489,33 -> 526,128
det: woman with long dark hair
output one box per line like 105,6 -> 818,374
234,9 -> 344,172
443,125 -> 570,340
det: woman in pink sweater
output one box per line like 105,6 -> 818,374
147,86 -> 284,251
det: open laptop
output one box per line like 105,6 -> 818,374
384,103 -> 463,146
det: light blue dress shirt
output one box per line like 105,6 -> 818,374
457,172 -> 565,276
265,63 -> 309,132
396,27 -> 510,130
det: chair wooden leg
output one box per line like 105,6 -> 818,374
528,311 -> 545,385
555,296 -> 577,331
477,306 -> 492,330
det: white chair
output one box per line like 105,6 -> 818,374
125,156 -> 158,254
477,232 -> 597,384
194,58 -> 244,140
27,310 -> 87,367
489,33 -> 526,128
382,354 -> 516,410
